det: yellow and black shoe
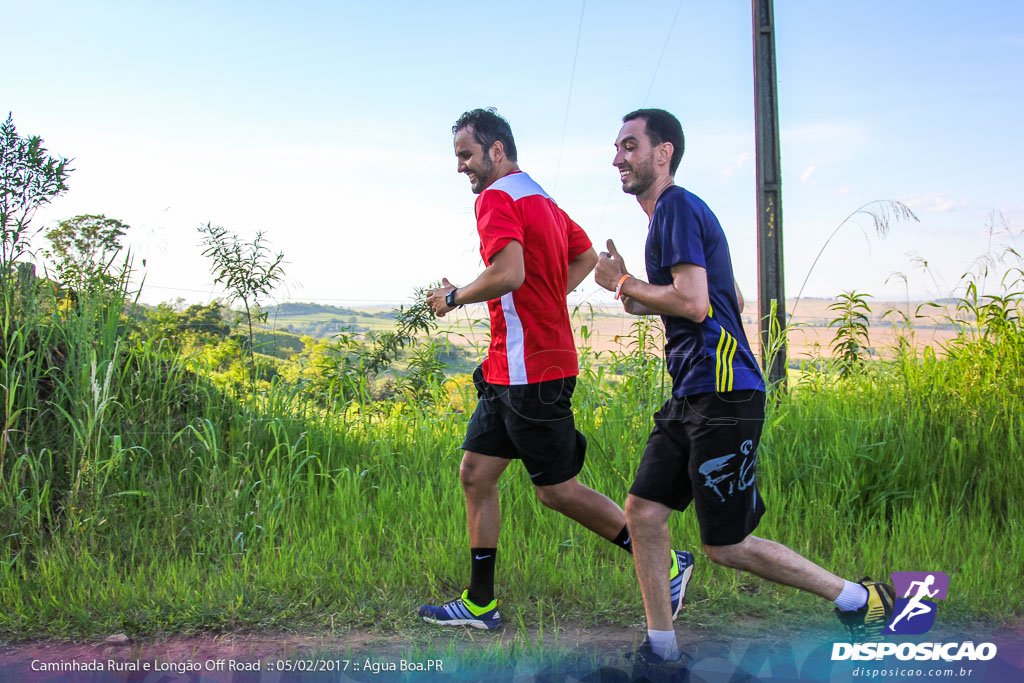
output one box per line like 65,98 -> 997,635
835,577 -> 896,641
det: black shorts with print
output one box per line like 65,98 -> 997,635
629,389 -> 766,546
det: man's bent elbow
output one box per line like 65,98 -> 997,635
506,270 -> 525,291
579,249 -> 599,272
685,298 -> 710,323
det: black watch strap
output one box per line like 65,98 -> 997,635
445,288 -> 463,308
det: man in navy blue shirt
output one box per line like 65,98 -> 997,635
595,108 -> 893,663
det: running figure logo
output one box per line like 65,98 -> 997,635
886,571 -> 950,635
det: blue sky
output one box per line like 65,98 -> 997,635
5,1 -> 1023,310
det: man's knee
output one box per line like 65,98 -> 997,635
534,481 -> 572,512
460,453 -> 500,493
704,537 -> 752,568
625,495 -> 670,529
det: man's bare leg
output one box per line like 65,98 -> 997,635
703,535 -> 843,600
460,451 -> 511,547
534,477 -> 627,540
704,535 -> 894,640
625,494 -> 675,631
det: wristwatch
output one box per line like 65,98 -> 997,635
445,288 -> 463,309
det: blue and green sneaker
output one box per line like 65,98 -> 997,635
417,590 -> 501,630
669,549 -> 695,620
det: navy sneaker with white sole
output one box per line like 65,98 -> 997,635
417,590 -> 501,630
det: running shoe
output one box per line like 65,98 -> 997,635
627,638 -> 690,682
835,577 -> 895,641
417,590 -> 501,630
669,549 -> 695,620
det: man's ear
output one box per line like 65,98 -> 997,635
489,140 -> 505,164
658,142 -> 674,168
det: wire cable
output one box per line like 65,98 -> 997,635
553,0 -> 587,194
595,0 -> 685,234
643,0 -> 685,106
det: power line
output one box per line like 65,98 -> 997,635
595,0 -> 684,235
553,0 -> 587,195
643,0 -> 685,106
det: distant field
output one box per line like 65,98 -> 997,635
425,299 -> 961,360
259,302 -> 398,339
256,299 -> 961,365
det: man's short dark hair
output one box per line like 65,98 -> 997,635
453,108 -> 518,163
623,108 -> 684,175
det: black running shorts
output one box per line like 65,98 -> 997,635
629,389 -> 767,546
461,365 -> 586,487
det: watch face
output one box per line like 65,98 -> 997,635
446,290 -> 456,307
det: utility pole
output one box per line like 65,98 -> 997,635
752,0 -> 787,388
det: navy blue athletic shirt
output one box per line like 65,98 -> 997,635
644,186 -> 766,397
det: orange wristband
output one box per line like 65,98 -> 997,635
614,274 -> 631,300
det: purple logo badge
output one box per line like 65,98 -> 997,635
886,571 -> 950,635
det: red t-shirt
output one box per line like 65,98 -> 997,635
474,171 -> 592,385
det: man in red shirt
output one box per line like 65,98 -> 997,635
418,108 -> 694,629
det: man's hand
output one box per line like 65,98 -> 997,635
426,277 -> 457,317
594,239 -> 628,291
621,294 -> 647,315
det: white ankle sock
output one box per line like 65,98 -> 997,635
647,629 -> 680,661
834,580 -> 869,612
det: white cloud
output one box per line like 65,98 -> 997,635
800,165 -> 817,183
903,191 -> 969,213
836,186 -> 852,196
720,152 -> 751,179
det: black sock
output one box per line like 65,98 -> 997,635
611,525 -> 633,554
468,548 -> 497,606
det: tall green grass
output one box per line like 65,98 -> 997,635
0,257 -> 1021,639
